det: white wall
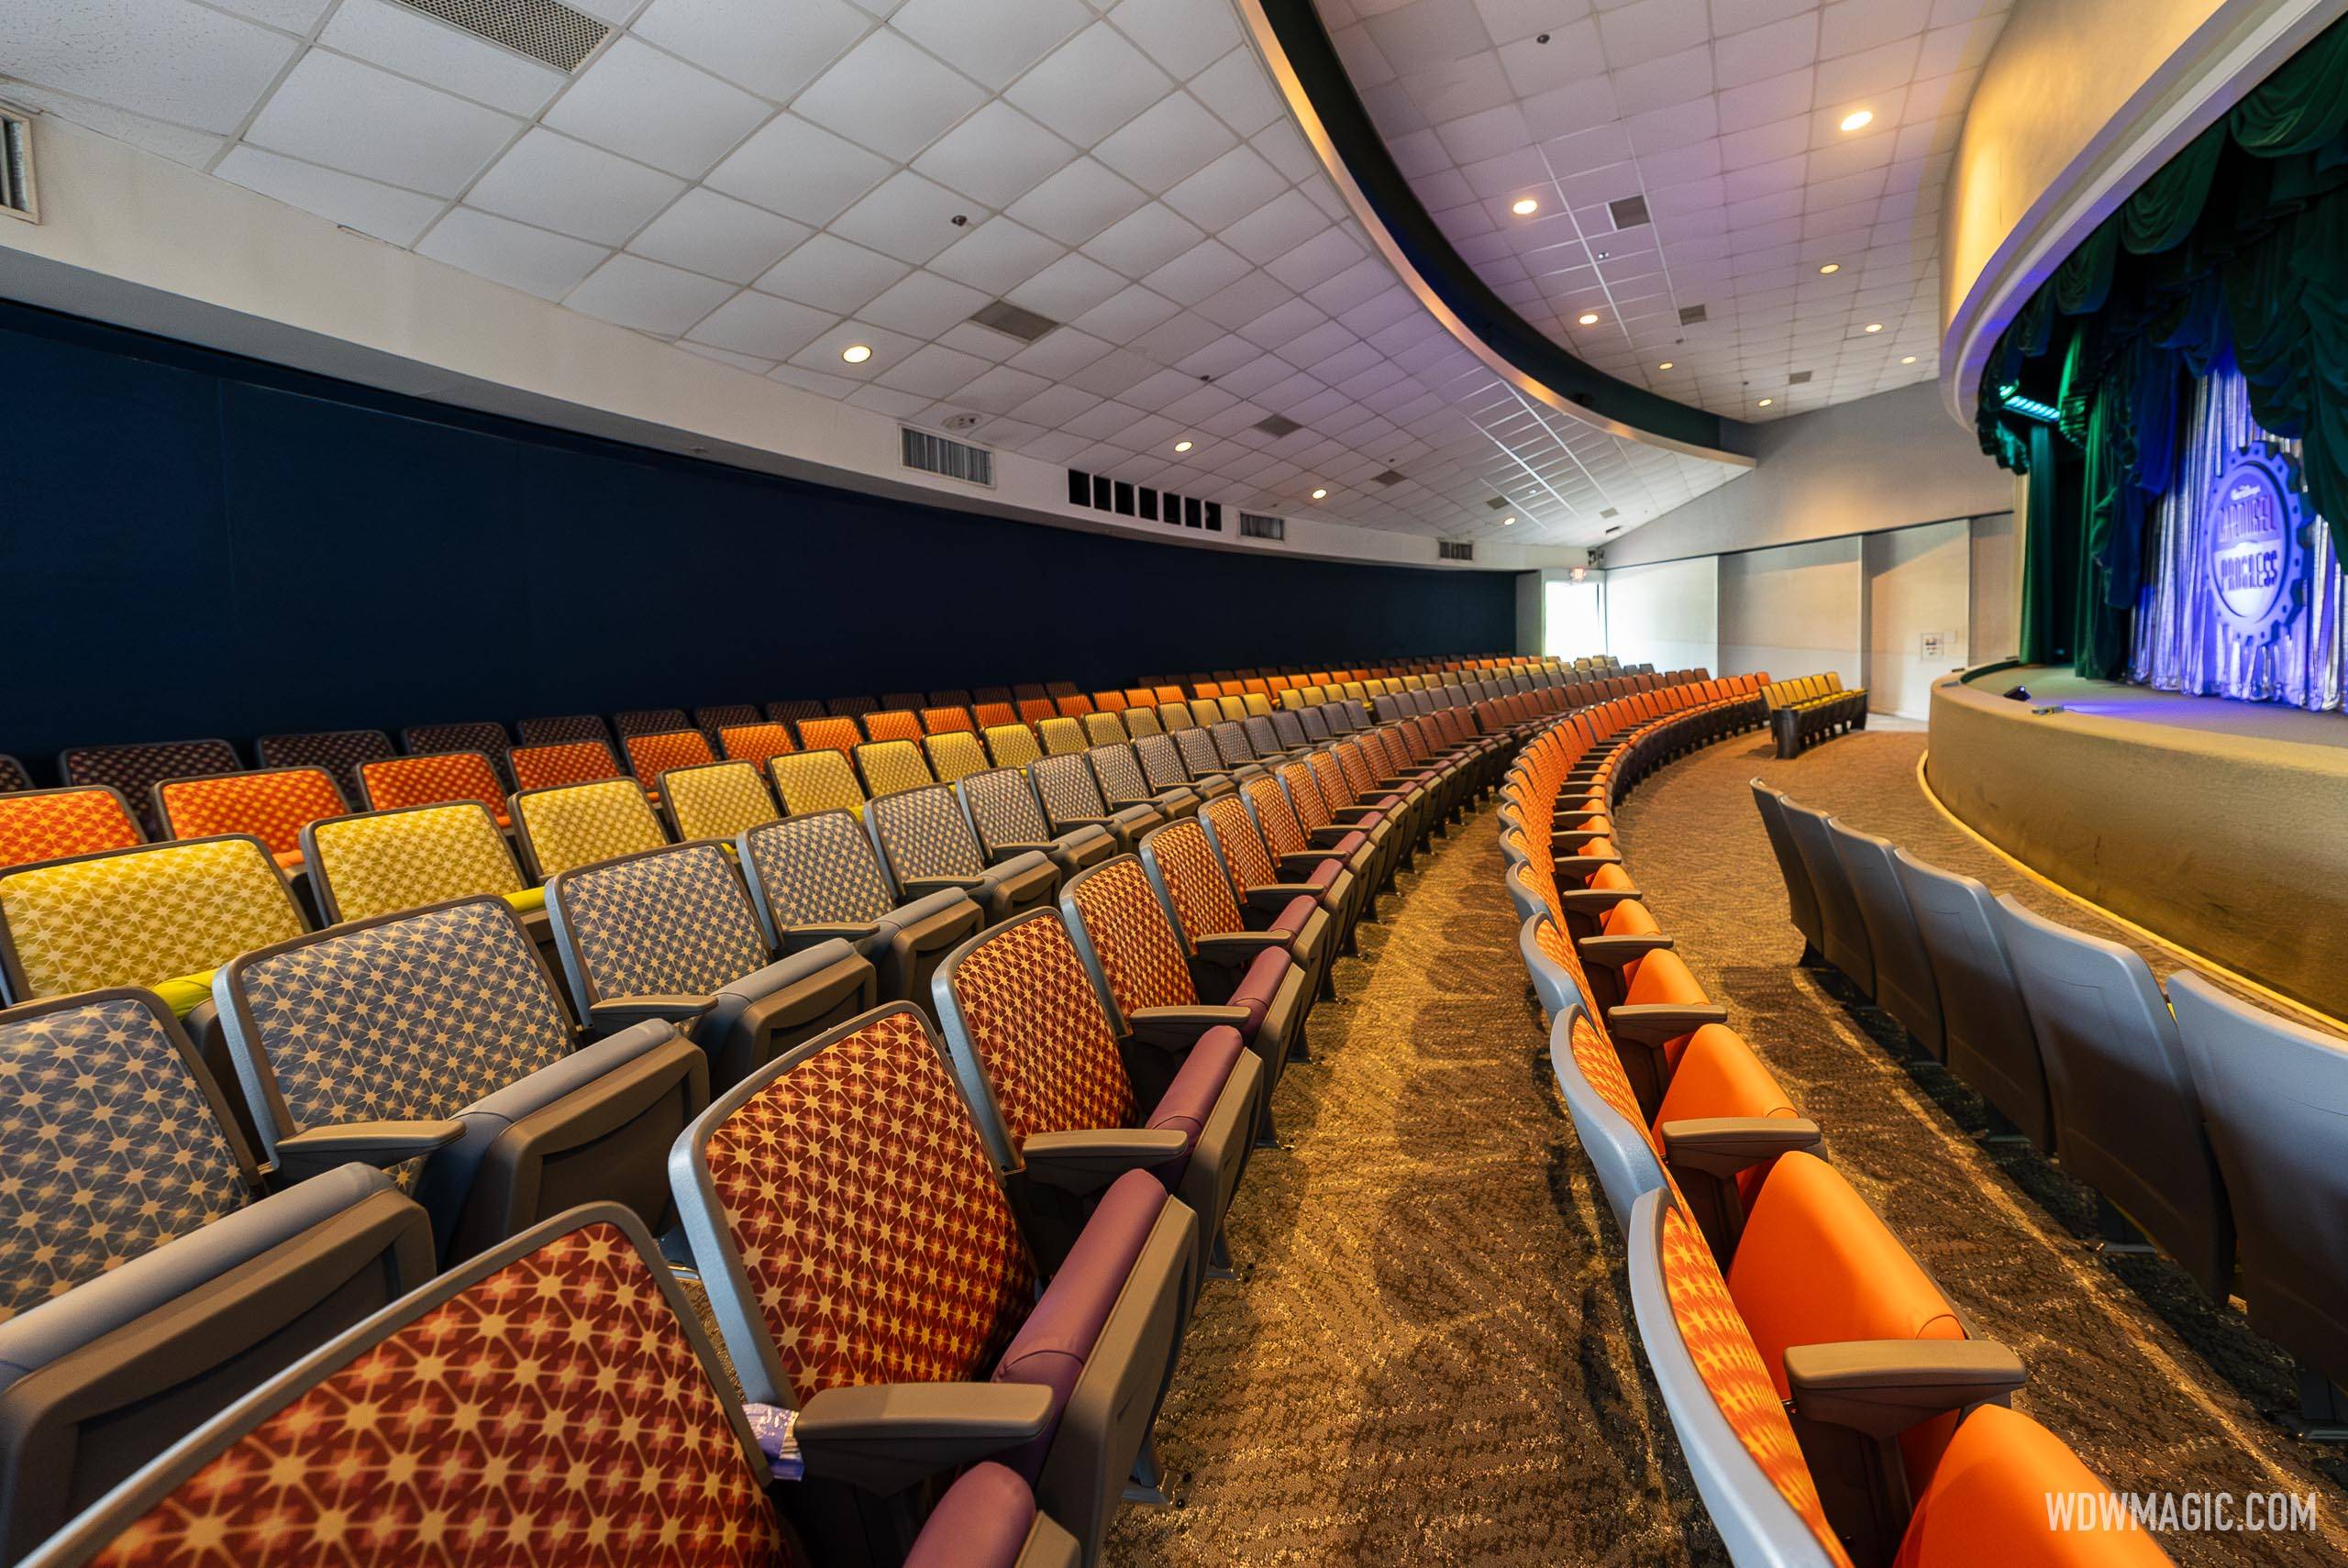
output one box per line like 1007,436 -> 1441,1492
1605,558 -> 1718,674
1864,520 -> 1973,718
1719,536 -> 1864,690
1970,509 -> 2021,663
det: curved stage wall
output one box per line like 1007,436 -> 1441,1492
1927,667 -> 2348,1020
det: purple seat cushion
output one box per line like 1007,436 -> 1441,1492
1224,946 -> 1292,1035
1330,830 -> 1368,857
991,1169 -> 1168,1480
1269,894 -> 1318,939
1303,859 -> 1341,891
1143,1025 -> 1247,1160
906,1463 -> 1036,1568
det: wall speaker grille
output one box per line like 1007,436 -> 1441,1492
393,0 -> 609,72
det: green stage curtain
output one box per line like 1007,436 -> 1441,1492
2020,422 -> 2069,664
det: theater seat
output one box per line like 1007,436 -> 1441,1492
854,736 -> 939,798
1827,819 -> 1944,1061
927,728 -> 994,785
254,728 -> 395,802
0,785 -> 143,872
1140,816 -> 1335,1009
515,712 -> 613,747
1779,799 -> 1874,994
402,720 -> 514,782
622,726 -> 718,792
216,895 -> 708,1259
1750,780 -> 1826,963
509,736 -> 626,791
1892,849 -> 2053,1150
1200,794 -> 1356,957
304,800 -> 540,926
1089,739 -> 1199,822
961,766 -> 1118,879
659,756 -> 781,841
59,738 -> 241,836
1135,730 -> 1228,802
771,747 -> 869,817
738,810 -> 982,1015
671,1006 -> 1195,1565
509,775 -> 671,880
1032,753 -> 1161,854
154,766 -> 349,872
356,749 -> 508,825
936,911 -> 1257,1304
869,782 -> 1060,926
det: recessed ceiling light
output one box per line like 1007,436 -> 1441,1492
1511,196 -> 1540,215
1818,262 -> 1840,275
1312,487 -> 1328,500
1657,360 -> 1674,370
1901,355 -> 1919,364
1839,109 -> 1875,133
840,344 -> 872,363
1577,311 -> 1600,326
1173,438 -> 1192,453
1501,515 -> 1515,525
1758,397 -> 1774,407
1864,322 -> 1884,333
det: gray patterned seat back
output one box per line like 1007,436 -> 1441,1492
738,812 -> 898,940
1174,728 -> 1223,779
958,769 -> 1053,855
1296,707 -> 1332,743
1268,712 -> 1309,751
1208,722 -> 1254,767
546,844 -> 770,1014
1134,733 -> 1190,790
868,785 -> 986,885
1242,716 -> 1283,757
1088,743 -> 1152,807
1029,754 -> 1109,831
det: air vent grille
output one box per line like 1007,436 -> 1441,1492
0,109 -> 36,223
1252,414 -> 1303,437
1069,469 -> 1219,531
903,426 -> 994,487
1789,370 -> 1812,384
393,0 -> 608,70
1370,469 -> 1407,487
1485,496 -> 1512,512
968,300 -> 1058,343
1678,304 -> 1707,326
1608,194 -> 1650,229
1239,512 -> 1285,540
1599,507 -> 1620,519
1438,540 -> 1475,561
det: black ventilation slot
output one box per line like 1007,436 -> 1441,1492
392,0 -> 609,71
1067,469 -> 1219,531
1438,540 -> 1475,561
1678,304 -> 1707,326
1608,194 -> 1650,230
902,426 -> 994,487
0,111 -> 36,223
1239,513 -> 1285,540
1252,414 -> 1302,437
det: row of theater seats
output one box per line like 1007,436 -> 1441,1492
1753,782 -> 2348,1439
1762,673 -> 1869,758
0,654 -> 1593,1567
1498,690 -> 2170,1566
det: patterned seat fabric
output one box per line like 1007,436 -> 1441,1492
401,722 -> 513,783
795,716 -> 862,757
508,739 -> 624,791
1143,820 -> 1248,942
1030,754 -> 1114,831
255,730 -> 395,802
855,740 -> 936,799
827,695 -> 879,718
624,728 -> 718,791
869,786 -> 992,886
0,788 -> 143,872
1036,717 -> 1088,756
984,724 -> 1042,769
933,688 -> 976,707
515,713 -> 612,746
0,838 -> 305,1003
771,750 -> 868,818
925,731 -> 991,785
1173,728 -> 1224,780
1016,699 -> 1058,728
1134,733 -> 1191,791
695,703 -> 761,731
1208,722 -> 1254,767
0,758 -> 29,793
944,914 -> 1137,1141
1086,745 -> 1157,811
663,761 -> 781,843
156,768 -> 349,862
61,739 -> 241,836
1122,706 -> 1164,740
921,705 -> 975,736
767,699 -> 824,725
614,707 -> 691,738
959,769 -> 1055,856
880,690 -> 926,712
357,751 -> 506,821
512,778 -> 669,879
1055,695 -> 1093,717
61,1213 -> 786,1567
1091,690 -> 1128,713
740,812 -> 899,933
719,722 -> 797,769
1067,858 -> 1198,1021
1202,796 -> 1282,891
1081,712 -> 1127,747
306,803 -> 527,924
552,844 -> 772,1001
0,991 -> 251,1324
972,701 -> 1018,730
973,687 -> 1013,705
862,710 -> 924,744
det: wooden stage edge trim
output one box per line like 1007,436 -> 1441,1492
1911,748 -> 2346,1034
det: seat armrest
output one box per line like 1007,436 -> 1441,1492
1242,883 -> 1317,916
984,841 -> 1054,865
1191,930 -> 1287,985
1552,853 -> 1623,875
271,1119 -> 465,1182
1658,1116 -> 1822,1180
1577,933 -> 1674,970
1020,1127 -> 1191,1194
1327,803 -> 1381,823
587,995 -> 718,1033
1784,1340 -> 2026,1440
904,875 -> 987,899
796,1381 -> 1056,1495
781,922 -> 882,953
1128,1005 -> 1252,1052
1604,1003 -> 1728,1045
1274,849 -> 1340,878
1558,887 -> 1642,913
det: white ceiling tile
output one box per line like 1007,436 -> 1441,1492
704,114 -> 892,226
830,170 -> 980,263
683,342 -> 780,374
1613,42 -> 1714,114
1251,120 -> 1321,182
4,0 -> 298,135
468,128 -> 686,245
786,319 -> 927,374
1598,0 -> 1710,67
755,232 -> 913,312
565,253 -> 737,336
1008,253 -> 1130,321
1070,283 -> 1184,342
928,218 -> 1068,294
214,145 -> 447,246
876,342 -> 995,396
417,208 -> 609,299
793,28 -> 987,161
911,102 -> 1076,210
0,84 -> 226,168
1814,37 -> 1922,104
1004,22 -> 1175,145
319,0 -> 565,118
1222,190 -> 1329,265
1520,75 -> 1618,139
848,384 -> 940,417
1496,21 -> 1604,96
1265,227 -> 1371,293
633,0 -> 874,101
1081,204 -> 1208,279
627,188 -> 811,284
1188,48 -> 1285,137
1009,328 -> 1115,379
686,289 -> 838,359
542,38 -> 771,181
861,269 -> 996,336
1820,0 -> 1933,58
1005,159 -> 1149,246
246,50 -> 520,196
947,364 -> 1058,414
1109,0 -> 1246,81
892,0 -> 1092,91
207,0 -> 330,29
1142,238 -> 1255,306
1162,144 -> 1289,231
1094,93 -> 1236,193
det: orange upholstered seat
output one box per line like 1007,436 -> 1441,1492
155,767 -> 346,867
1895,1404 -> 2171,1567
0,787 -> 144,871
509,738 -> 624,791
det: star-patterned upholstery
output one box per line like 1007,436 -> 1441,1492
862,709 -> 925,745
737,812 -> 982,1010
854,739 -> 935,799
795,716 -> 862,757
511,778 -> 670,880
1207,722 -> 1255,768
304,802 -> 532,925
614,706 -> 691,738
1081,712 -> 1127,748
401,721 -> 514,783
1122,706 -> 1164,739
1273,760 -> 1386,888
218,896 -> 706,1255
972,701 -> 1018,730
984,723 -> 1042,770
1171,727 -> 1226,786
867,784 -> 1059,927
1016,698 -> 1057,727
1169,808 -> 1336,1000
770,749 -> 868,819
154,767 -> 349,869
356,750 -> 508,825
0,837 -> 305,1016
925,730 -> 991,785
922,704 -> 976,735
719,721 -> 797,770
508,737 -> 626,792
0,758 -> 29,793
516,712 -> 613,746
959,767 -> 1114,881
60,739 -> 241,837
1055,694 -> 1092,716
1030,755 -> 1160,854
1036,717 -> 1088,756
624,727 -> 718,792
671,1006 -> 1195,1565
0,787 -> 143,872
252,729 -> 395,803
662,760 -> 781,843
1087,742 -> 1195,822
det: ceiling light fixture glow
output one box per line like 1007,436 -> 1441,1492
1839,109 -> 1875,132
1657,360 -> 1674,370
1864,322 -> 1883,333
1511,196 -> 1539,215
1818,262 -> 1840,274
1501,515 -> 1515,525
1758,397 -> 1774,407
1312,487 -> 1328,500
1901,355 -> 1919,364
1577,311 -> 1600,326
1173,439 -> 1192,453
840,344 -> 872,363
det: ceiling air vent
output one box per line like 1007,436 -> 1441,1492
1371,469 -> 1407,487
393,0 -> 608,71
968,300 -> 1058,343
1608,194 -> 1650,229
903,426 -> 994,487
1599,507 -> 1620,519
0,106 -> 36,224
1239,512 -> 1285,540
1252,414 -> 1302,437
1789,370 -> 1812,384
1678,304 -> 1707,326
1485,496 -> 1512,512
1438,539 -> 1475,561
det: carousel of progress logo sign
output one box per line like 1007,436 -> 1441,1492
2205,447 -> 2309,644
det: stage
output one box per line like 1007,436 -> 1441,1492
1927,666 -> 2348,1021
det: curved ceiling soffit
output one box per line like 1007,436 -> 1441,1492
1938,0 -> 2342,425
1235,0 -> 1755,472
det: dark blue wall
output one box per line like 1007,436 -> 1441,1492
0,304 -> 1512,779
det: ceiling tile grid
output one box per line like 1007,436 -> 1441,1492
3,0 -> 1822,544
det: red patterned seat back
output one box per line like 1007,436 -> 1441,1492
0,788 -> 143,872
1067,858 -> 1197,1020
1199,796 -> 1278,889
1140,820 -> 1245,944
509,739 -> 624,792
699,1007 -> 1035,1401
943,912 -> 1137,1142
358,751 -> 506,820
156,768 -> 347,857
624,728 -> 718,792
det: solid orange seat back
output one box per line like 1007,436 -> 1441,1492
1656,1023 -> 1800,1207
1896,1405 -> 2173,1568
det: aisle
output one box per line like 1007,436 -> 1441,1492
1108,800 -> 1726,1566
1614,726 -> 2348,1566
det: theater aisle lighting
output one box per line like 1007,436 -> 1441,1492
1174,439 -> 1193,453
1840,109 -> 1875,132
1512,196 -> 1540,215
840,344 -> 871,364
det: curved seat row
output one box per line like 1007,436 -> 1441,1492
0,652 -> 1594,1567
1502,696 -> 2172,1567
1761,673 -> 1869,757
1754,781 -> 2348,1438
